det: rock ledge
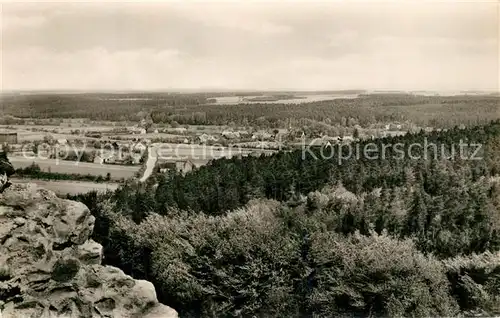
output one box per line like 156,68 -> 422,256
0,183 -> 177,318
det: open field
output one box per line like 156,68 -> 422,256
0,126 -> 101,142
9,156 -> 140,179
1,125 -> 188,144
11,178 -> 119,195
0,124 -> 122,135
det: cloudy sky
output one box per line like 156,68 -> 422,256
0,1 -> 498,91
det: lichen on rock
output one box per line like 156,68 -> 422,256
0,183 -> 177,318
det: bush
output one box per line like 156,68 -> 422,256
91,198 -> 469,317
308,231 -> 459,317
135,200 -> 301,317
444,252 -> 500,315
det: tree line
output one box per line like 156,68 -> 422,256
2,93 -> 499,129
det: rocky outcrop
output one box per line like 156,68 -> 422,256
0,183 -> 177,318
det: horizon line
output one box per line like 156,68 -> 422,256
1,88 -> 499,94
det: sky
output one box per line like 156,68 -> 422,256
0,1 -> 498,92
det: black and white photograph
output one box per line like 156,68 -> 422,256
0,0 -> 499,317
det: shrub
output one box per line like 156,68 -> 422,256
94,199 -> 465,317
133,200 -> 302,317
308,231 -> 459,317
444,251 -> 500,315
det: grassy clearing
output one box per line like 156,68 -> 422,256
9,157 -> 139,179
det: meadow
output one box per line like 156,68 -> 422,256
9,157 -> 139,179
11,178 -> 118,195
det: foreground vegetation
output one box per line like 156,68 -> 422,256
79,195 -> 500,317
68,120 -> 500,317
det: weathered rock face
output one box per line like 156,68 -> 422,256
0,173 -> 8,192
0,183 -> 177,318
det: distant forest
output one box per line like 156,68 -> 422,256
2,93 -> 499,128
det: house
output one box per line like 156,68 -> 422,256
159,160 -> 195,175
388,123 -> 403,131
159,161 -> 176,173
237,130 -> 250,137
287,130 -> 305,140
132,155 -> 142,165
252,131 -> 273,141
311,131 -> 323,139
56,138 -> 68,145
104,154 -> 135,165
198,133 -> 218,144
322,135 -> 341,144
369,123 -> 388,130
176,160 -> 194,175
85,132 -> 102,139
171,127 -> 187,134
94,155 -> 104,164
384,131 -> 406,137
132,142 -> 148,153
198,134 -> 208,143
0,132 -> 18,144
222,130 -> 240,139
103,157 -> 116,164
110,127 -> 129,135
340,135 -> 354,143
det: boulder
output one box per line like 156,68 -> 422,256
0,183 -> 177,318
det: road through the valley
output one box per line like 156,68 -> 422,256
139,146 -> 157,182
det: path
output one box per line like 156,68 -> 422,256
139,146 -> 158,182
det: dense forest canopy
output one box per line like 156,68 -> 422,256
70,121 -> 500,317
106,121 -> 500,217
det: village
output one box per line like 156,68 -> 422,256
0,116 -> 425,184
